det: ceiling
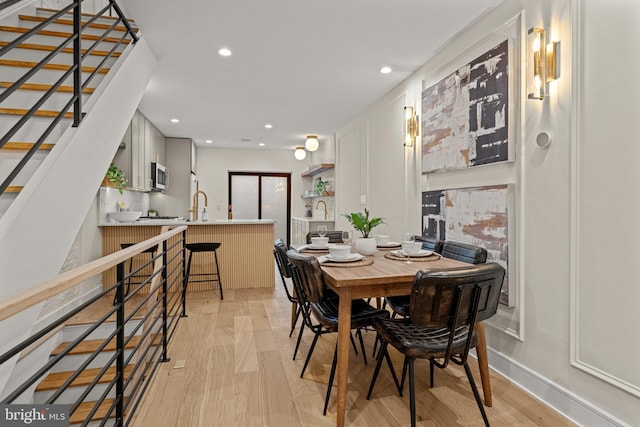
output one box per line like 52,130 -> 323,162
121,0 -> 499,152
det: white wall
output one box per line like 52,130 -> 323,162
196,148 -> 310,221
334,0 -> 638,425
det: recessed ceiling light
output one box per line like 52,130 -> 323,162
380,66 -> 392,74
259,143 -> 265,146
265,124 -> 273,129
170,118 -> 179,123
205,139 -> 213,144
218,48 -> 232,57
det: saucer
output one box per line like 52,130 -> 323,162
377,241 -> 400,248
325,253 -> 364,263
307,245 -> 330,250
391,249 -> 433,258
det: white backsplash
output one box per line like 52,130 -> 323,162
309,196 -> 335,221
98,187 -> 149,224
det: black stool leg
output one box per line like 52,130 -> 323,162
182,250 -> 193,317
213,249 -> 223,300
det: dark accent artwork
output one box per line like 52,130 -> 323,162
422,40 -> 509,173
422,185 -> 511,306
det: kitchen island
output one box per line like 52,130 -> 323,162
101,220 -> 275,293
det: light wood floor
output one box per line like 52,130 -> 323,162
131,279 -> 575,427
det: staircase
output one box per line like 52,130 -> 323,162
0,0 -> 158,416
0,5 -> 136,215
26,294 -> 163,426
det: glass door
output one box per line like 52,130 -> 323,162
229,172 -> 291,244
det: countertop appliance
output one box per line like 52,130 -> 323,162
151,162 -> 168,191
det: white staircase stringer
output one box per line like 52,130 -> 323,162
0,37 -> 156,398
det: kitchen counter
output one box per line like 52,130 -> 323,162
100,219 -> 276,226
291,217 -> 334,223
101,220 -> 275,292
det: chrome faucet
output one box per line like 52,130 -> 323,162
188,190 -> 208,221
315,200 -> 328,220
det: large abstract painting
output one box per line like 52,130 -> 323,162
422,185 -> 512,306
422,40 -> 510,173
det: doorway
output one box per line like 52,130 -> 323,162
228,172 -> 291,245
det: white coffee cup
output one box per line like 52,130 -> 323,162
375,235 -> 390,245
328,244 -> 351,259
401,241 -> 414,254
311,237 -> 329,247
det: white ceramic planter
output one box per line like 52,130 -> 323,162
354,237 -> 377,256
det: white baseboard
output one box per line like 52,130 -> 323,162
487,348 -> 629,427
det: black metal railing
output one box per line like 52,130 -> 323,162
0,0 -> 138,196
0,226 -> 187,427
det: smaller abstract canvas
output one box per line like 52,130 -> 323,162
422,184 -> 512,306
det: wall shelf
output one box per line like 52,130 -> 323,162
301,163 -> 335,177
301,192 -> 334,199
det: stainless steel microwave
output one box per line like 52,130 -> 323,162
151,162 -> 168,190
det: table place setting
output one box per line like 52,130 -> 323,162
384,237 -> 441,262
318,244 -> 374,267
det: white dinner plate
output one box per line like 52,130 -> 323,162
377,242 -> 401,248
325,253 -> 364,263
391,249 -> 434,258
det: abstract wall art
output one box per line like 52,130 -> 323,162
422,184 -> 513,306
421,40 -> 510,173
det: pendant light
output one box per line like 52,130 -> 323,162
305,135 -> 319,152
294,147 -> 306,160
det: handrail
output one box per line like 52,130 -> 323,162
0,226 -> 186,321
0,0 -> 22,11
0,0 -> 138,196
0,225 -> 188,426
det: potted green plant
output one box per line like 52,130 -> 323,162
342,209 -> 385,255
103,162 -> 127,195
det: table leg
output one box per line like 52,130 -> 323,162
474,321 -> 492,407
336,287 -> 352,427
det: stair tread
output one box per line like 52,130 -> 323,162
0,107 -> 73,118
1,142 -> 54,151
0,41 -> 121,58
0,81 -> 94,94
70,398 -> 119,425
0,58 -> 110,74
19,14 -> 139,33
0,25 -> 131,45
36,7 -> 136,24
36,364 -> 134,391
51,334 -> 155,356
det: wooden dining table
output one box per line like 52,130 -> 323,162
319,249 -> 492,427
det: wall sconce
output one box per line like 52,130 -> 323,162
305,135 -> 319,152
404,106 -> 418,147
294,146 -> 306,160
527,27 -> 560,100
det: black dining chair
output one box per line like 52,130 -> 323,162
273,239 -> 303,345
414,235 -> 443,253
286,250 -> 390,415
306,230 -> 344,244
441,240 -> 487,264
367,263 -> 505,427
385,240 -> 486,319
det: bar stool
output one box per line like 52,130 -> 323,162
183,242 -> 224,300
114,243 -> 158,304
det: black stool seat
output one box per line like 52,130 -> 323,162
183,242 -> 224,306
114,243 -> 159,305
185,242 -> 221,252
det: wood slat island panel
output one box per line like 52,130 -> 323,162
101,222 -> 275,293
